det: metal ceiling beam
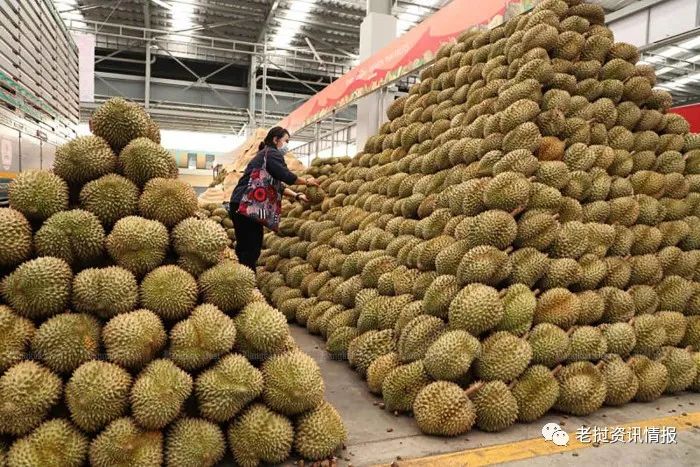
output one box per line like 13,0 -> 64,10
94,10 -> 263,36
70,19 -> 352,61
81,1 -> 267,25
639,26 -> 700,53
305,37 -> 324,64
394,0 -> 438,11
313,0 -> 366,12
166,19 -> 249,34
152,0 -> 268,18
269,16 -> 361,34
58,4 -> 103,14
302,32 -> 358,58
260,75 -> 327,88
258,0 -> 281,42
95,43 -> 149,65
605,0 -> 670,22
150,9 -> 266,24
265,61 -> 323,94
145,0 -> 152,109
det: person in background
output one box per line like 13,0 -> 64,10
229,126 -> 319,271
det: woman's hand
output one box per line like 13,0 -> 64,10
297,193 -> 309,203
294,177 -> 319,187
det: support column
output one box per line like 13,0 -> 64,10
247,56 -> 257,134
144,1 -> 151,109
314,122 -> 320,160
356,0 -> 397,152
261,44 -> 269,129
144,46 -> 151,109
331,110 -> 336,157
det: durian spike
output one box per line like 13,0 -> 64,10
464,381 -> 486,397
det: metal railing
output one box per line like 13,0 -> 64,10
293,119 -> 357,165
65,19 -> 354,78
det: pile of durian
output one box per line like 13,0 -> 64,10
196,202 -> 237,244
259,0 -> 700,437
0,97 -> 345,466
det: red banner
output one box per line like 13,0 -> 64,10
279,0 -> 535,134
670,103 -> 700,133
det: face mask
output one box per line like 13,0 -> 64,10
279,145 -> 289,155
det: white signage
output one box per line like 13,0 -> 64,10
1,139 -> 11,170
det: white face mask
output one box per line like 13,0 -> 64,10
279,144 -> 289,155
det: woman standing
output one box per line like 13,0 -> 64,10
229,127 -> 318,271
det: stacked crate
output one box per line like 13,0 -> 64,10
0,0 -> 79,139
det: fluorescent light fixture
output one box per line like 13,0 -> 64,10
644,55 -> 665,64
666,80 -> 691,89
269,0 -> 314,49
656,66 -> 675,75
55,0 -> 87,28
668,72 -> 700,87
164,1 -> 195,43
659,46 -> 685,58
171,5 -> 195,31
679,36 -> 700,50
151,0 -> 174,10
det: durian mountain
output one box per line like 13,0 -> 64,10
0,96 -> 347,465
259,0 -> 700,437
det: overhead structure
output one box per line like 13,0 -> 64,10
355,0 -> 398,152
54,0 -> 451,139
48,0 -> 700,151
604,0 -> 700,105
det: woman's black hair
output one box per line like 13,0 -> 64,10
259,126 -> 290,150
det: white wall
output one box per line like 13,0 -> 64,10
159,130 -> 243,155
607,0 -> 700,47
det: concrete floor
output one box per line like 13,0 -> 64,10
289,326 -> 700,467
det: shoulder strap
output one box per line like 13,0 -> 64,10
261,147 -> 269,170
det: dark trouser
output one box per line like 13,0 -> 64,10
230,202 -> 264,272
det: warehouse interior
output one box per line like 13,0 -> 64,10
1,0 -> 700,466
